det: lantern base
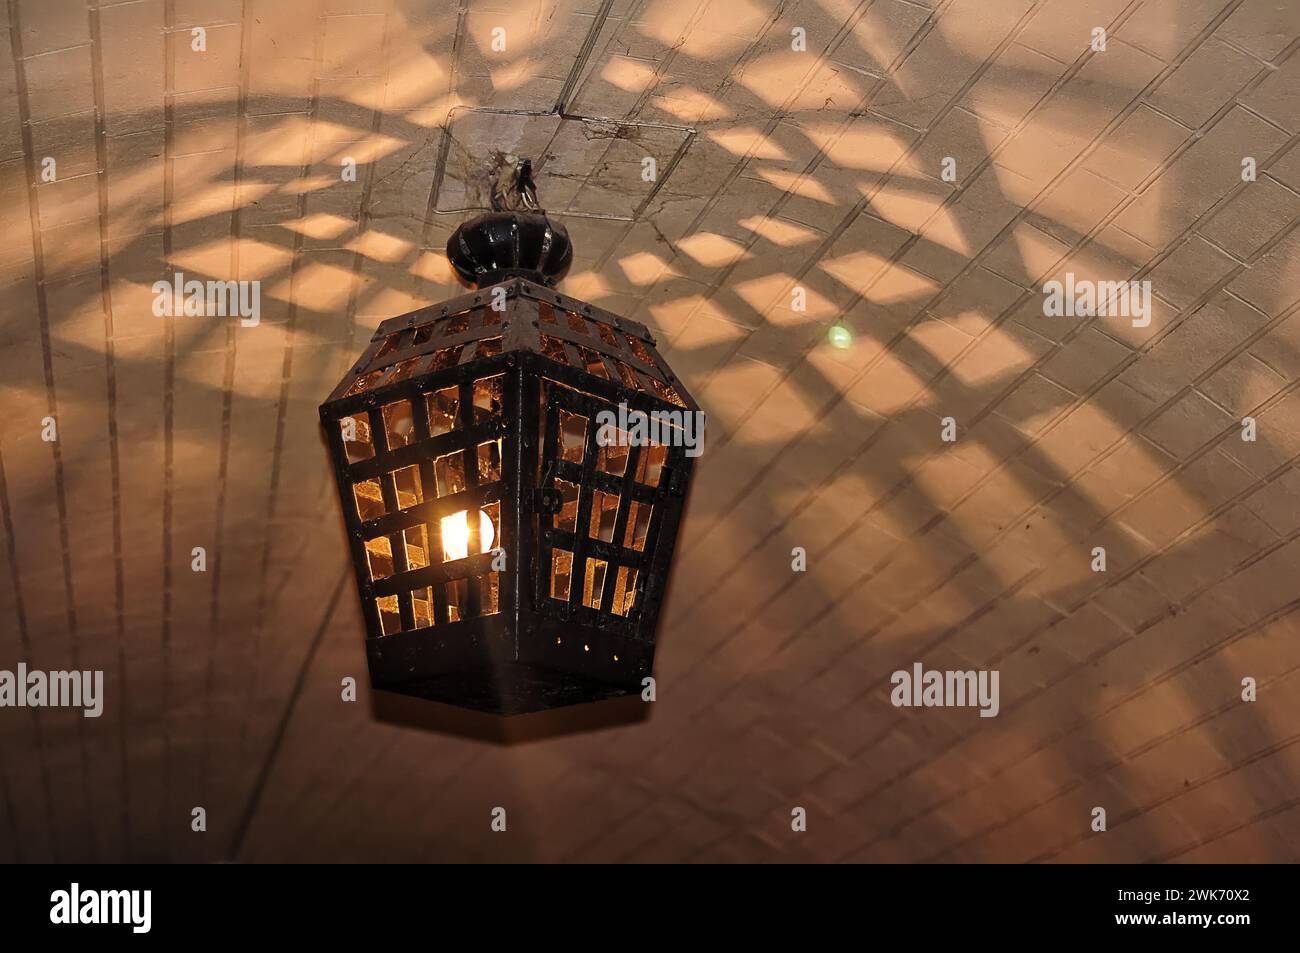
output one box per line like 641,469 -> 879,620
372,663 -> 643,716
365,614 -> 656,715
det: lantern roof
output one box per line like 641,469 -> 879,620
326,277 -> 698,414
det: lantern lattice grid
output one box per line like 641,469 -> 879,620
319,278 -> 698,714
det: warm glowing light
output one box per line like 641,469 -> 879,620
828,324 -> 853,349
441,509 -> 495,561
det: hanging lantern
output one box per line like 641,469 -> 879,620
319,161 -> 700,714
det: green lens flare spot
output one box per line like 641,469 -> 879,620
827,324 -> 852,349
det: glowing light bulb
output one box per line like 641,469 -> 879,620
441,509 -> 495,561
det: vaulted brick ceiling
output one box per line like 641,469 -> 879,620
1,0 -> 1299,863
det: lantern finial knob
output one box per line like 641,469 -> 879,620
447,156 -> 573,288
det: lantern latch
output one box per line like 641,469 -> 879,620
533,462 -> 563,513
662,463 -> 688,496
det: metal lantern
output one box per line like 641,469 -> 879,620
319,164 -> 699,714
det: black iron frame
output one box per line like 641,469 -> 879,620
320,278 -> 698,713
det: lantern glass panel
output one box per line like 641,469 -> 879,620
625,500 -> 651,551
480,572 -> 500,615
446,578 -> 469,622
583,559 -> 607,609
366,538 -> 394,580
434,452 -> 466,497
551,549 -> 573,600
342,414 -> 374,462
431,345 -> 461,369
540,335 -> 568,364
559,410 -> 586,463
404,525 -> 430,571
427,386 -> 459,434
473,375 -> 504,419
476,441 -> 502,483
376,596 -> 401,634
412,587 -> 434,628
589,490 -> 618,542
555,480 -> 579,533
612,567 -> 638,616
596,438 -> 628,477
578,346 -> 608,378
635,443 -> 666,486
390,358 -> 422,383
382,400 -> 415,447
353,479 -> 384,521
344,369 -> 384,397
393,466 -> 423,508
